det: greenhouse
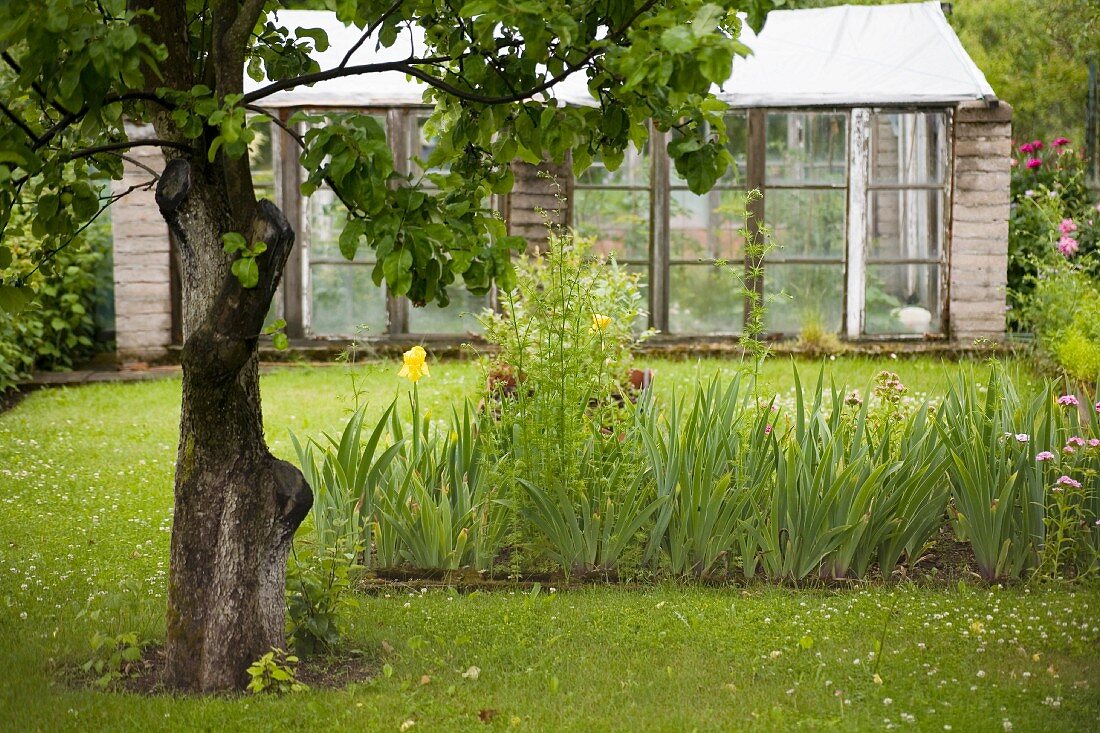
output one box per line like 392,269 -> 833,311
109,1 -> 1012,361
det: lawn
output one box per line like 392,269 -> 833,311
1,355 -> 1098,732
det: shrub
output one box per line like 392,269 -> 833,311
285,548 -> 359,656
0,212 -> 109,392
1022,256 -> 1100,383
478,228 -> 651,574
1008,136 -> 1100,328
246,648 -> 308,695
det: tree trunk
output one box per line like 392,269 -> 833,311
155,159 -> 313,691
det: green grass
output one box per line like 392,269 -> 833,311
1,354 -> 1097,732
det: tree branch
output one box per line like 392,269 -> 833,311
63,138 -> 193,161
103,151 -> 164,180
239,57 -> 449,105
243,104 -> 304,148
339,0 -> 406,68
241,0 -> 660,108
226,0 -> 270,63
33,91 -> 176,151
0,100 -> 41,144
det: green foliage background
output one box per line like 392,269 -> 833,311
0,217 -> 110,392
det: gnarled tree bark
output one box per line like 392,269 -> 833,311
155,158 -> 312,691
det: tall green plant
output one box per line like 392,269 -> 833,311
480,223 -> 650,574
938,365 -> 1053,581
638,374 -> 776,577
518,435 -> 661,577
375,392 -> 504,571
864,407 -> 951,577
290,401 -> 403,566
753,370 -> 880,581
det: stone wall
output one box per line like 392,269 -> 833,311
949,101 -> 1013,341
110,124 -> 173,363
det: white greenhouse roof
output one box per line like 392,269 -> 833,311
247,1 -> 995,110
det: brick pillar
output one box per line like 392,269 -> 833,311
504,155 -> 573,252
111,123 -> 173,363
949,101 -> 1012,342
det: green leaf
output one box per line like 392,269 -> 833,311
339,220 -> 365,260
0,284 -> 29,313
0,246 -> 11,270
295,27 -> 330,52
383,248 -> 414,296
231,257 -> 260,289
222,232 -> 247,254
247,57 -> 265,82
489,168 -> 514,195
660,27 -> 694,54
272,332 -> 289,350
459,0 -> 496,16
693,4 -> 727,36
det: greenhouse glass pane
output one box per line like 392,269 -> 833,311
407,285 -> 488,335
767,189 -> 847,260
572,189 -> 650,260
864,263 -> 942,336
249,117 -> 275,198
306,188 -> 375,262
870,111 -> 948,186
670,189 -> 748,262
765,112 -> 847,186
763,263 -> 844,335
308,264 -> 388,337
415,113 -> 448,177
868,189 -> 945,262
669,265 -> 744,334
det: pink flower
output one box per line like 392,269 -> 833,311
1058,395 -> 1080,407
1088,439 -> 1100,448
1063,446 -> 1076,454
1059,218 -> 1077,235
1096,400 -> 1100,413
1015,433 -> 1030,443
1056,475 -> 1082,489
1066,436 -> 1086,447
765,424 -> 773,435
1025,158 -> 1042,170
1052,137 -> 1070,147
1032,139 -> 1044,150
1058,236 -> 1079,257
1035,451 -> 1056,462
1019,142 -> 1035,154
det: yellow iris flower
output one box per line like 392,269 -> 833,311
591,314 -> 612,332
398,345 -> 430,383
